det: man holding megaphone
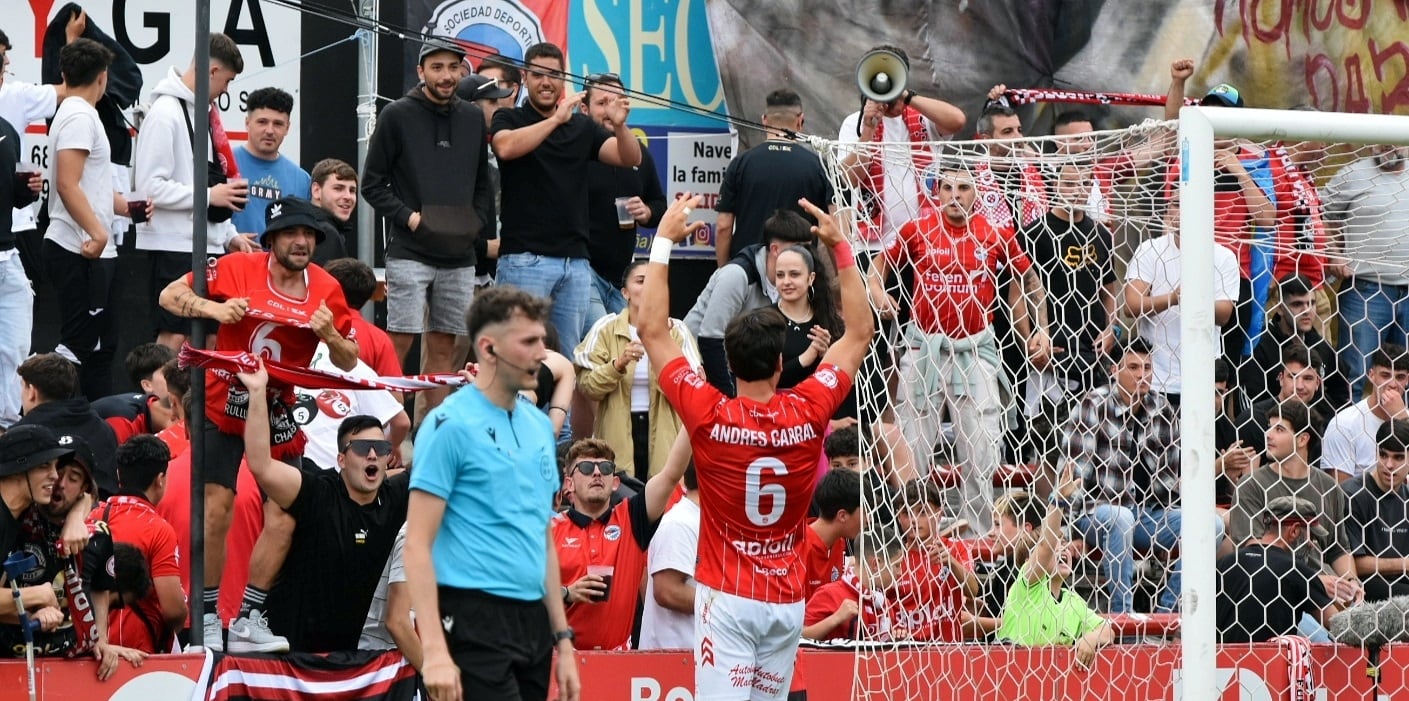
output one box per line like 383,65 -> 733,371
839,44 -> 966,244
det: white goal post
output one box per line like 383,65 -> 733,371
1178,106 -> 1409,700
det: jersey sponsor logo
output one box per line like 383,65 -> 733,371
562,537 -> 581,548
815,368 -> 838,389
604,525 -> 622,541
730,532 -> 797,557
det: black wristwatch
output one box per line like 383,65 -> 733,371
561,586 -> 571,604
903,90 -> 916,106
552,627 -> 576,645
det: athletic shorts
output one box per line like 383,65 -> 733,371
385,257 -> 474,336
439,587 -> 552,701
695,584 -> 805,701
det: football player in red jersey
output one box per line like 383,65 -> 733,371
637,193 -> 874,700
157,196 -> 358,651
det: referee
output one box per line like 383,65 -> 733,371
405,286 -> 581,701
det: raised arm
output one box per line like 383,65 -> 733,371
1024,505 -> 1065,585
804,198 -> 875,378
907,91 -> 966,136
236,360 -> 305,510
644,431 -> 692,523
638,195 -> 706,380
1165,59 -> 1194,121
598,98 -> 642,168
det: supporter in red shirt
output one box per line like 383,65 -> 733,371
156,196 -> 357,652
890,480 -> 985,641
93,436 -> 186,653
638,194 -> 874,699
554,435 -> 688,650
803,534 -> 904,641
803,468 -> 864,598
867,167 -> 1051,535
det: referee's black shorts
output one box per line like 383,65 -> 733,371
440,586 -> 553,701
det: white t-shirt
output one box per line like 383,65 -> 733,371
45,97 -> 115,258
1321,399 -> 1383,479
0,80 -> 59,233
629,326 -> 651,413
639,497 -> 700,650
292,344 -> 405,470
1125,234 -> 1240,394
838,111 -> 938,246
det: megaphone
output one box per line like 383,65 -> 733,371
856,49 -> 908,104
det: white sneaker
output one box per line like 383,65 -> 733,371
226,610 -> 290,654
185,612 -> 224,652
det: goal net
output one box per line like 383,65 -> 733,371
800,109 -> 1409,699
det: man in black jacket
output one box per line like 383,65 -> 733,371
1243,274 -> 1348,407
13,353 -> 118,497
362,42 -> 493,417
582,73 -> 666,325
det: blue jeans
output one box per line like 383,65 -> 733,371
586,271 -> 627,337
1339,278 -> 1409,398
495,253 -> 592,356
0,254 -> 31,427
1076,504 -> 1225,613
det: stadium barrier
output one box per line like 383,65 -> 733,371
0,644 -> 1380,700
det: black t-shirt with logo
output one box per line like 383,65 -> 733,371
1344,472 -> 1409,592
715,139 -> 835,258
1019,212 -> 1114,383
491,107 -> 610,259
1215,543 -> 1331,643
265,470 -> 410,652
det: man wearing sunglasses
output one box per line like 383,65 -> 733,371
553,435 -> 689,651
233,360 -> 410,654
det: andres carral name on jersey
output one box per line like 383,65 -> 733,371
707,423 -> 818,448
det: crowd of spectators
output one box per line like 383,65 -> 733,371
1,15 -> 1408,695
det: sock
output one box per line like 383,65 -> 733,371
203,587 -> 219,619
238,585 -> 269,620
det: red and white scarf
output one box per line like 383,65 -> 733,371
972,160 -> 1047,233
180,346 -> 465,393
859,107 -> 932,240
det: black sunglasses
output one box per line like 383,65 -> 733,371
343,439 -> 393,457
586,72 -> 621,85
573,460 -> 616,476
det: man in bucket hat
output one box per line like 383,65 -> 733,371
157,195 -> 357,652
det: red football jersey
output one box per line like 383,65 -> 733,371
185,252 -> 355,455
803,573 -> 889,641
889,548 -> 966,642
884,210 -> 1032,338
658,356 -> 852,604
91,496 -> 182,652
801,523 -> 846,600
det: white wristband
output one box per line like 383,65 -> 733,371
649,236 -> 674,265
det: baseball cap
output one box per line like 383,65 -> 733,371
457,74 -> 513,102
418,40 -> 466,64
1201,83 -> 1245,108
260,197 -> 328,248
0,425 -> 75,478
1264,496 -> 1329,538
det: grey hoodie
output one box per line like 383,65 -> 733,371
132,67 -> 237,253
